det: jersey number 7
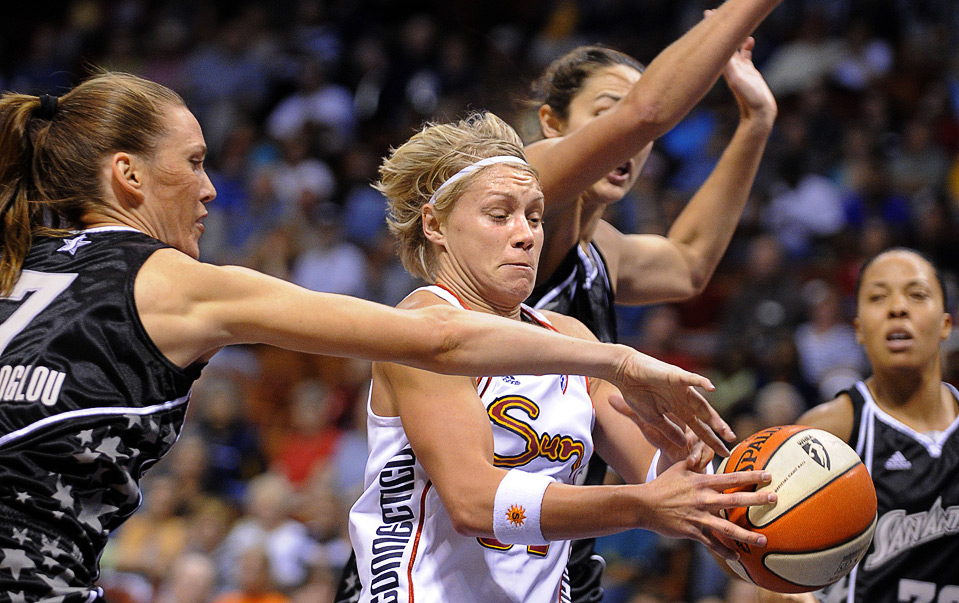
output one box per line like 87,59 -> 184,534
0,270 -> 77,356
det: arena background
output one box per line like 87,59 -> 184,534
3,1 -> 959,601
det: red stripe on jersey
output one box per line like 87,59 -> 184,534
523,307 -> 588,396
478,376 -> 492,398
432,283 -> 471,310
520,307 -> 559,333
407,480 -> 433,602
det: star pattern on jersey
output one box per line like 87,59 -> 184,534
56,234 -> 92,256
94,436 -> 128,462
10,528 -> 28,546
341,571 -> 360,593
8,591 -> 27,603
37,569 -> 71,602
6,411 -> 183,568
161,426 -> 178,447
76,491 -> 119,534
73,448 -> 99,464
39,535 -> 66,559
0,548 -> 36,580
51,479 -> 74,510
142,423 -> 160,444
90,465 -> 110,482
112,472 -> 140,505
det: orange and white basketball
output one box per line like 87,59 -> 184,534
717,424 -> 877,593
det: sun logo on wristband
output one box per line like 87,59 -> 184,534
506,504 -> 527,527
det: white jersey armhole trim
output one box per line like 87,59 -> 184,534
408,285 -> 464,309
367,286 -> 463,425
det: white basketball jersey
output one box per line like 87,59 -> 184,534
349,285 -> 595,602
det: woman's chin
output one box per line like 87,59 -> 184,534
589,181 -> 629,205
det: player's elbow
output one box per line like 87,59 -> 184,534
623,92 -> 675,139
645,275 -> 701,304
665,249 -> 712,300
685,267 -> 711,298
444,495 -> 490,537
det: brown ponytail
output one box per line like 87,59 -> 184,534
0,72 -> 184,295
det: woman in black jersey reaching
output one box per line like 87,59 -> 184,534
758,248 -> 959,603
0,72 -> 732,602
524,12 -> 778,334
520,5 -> 778,599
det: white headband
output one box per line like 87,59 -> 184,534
428,155 -> 530,204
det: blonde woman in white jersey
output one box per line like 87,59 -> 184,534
348,113 -> 778,602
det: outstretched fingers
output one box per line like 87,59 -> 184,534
610,391 -> 688,449
672,366 -> 716,393
610,394 -> 684,452
619,353 -> 733,456
679,383 -> 735,456
684,433 -> 713,472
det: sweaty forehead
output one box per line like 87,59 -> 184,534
465,164 -> 542,200
488,164 -> 539,186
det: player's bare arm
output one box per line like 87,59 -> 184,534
133,248 -> 638,378
526,0 -> 781,215
603,38 -> 777,305
795,394 -> 856,443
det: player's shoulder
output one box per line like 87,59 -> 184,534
395,288 -> 450,311
798,393 -> 855,444
137,250 -> 289,313
524,137 -> 561,165
141,250 -> 280,285
138,248 -> 216,286
532,308 -> 597,341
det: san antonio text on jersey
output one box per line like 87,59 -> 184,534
816,381 -> 959,603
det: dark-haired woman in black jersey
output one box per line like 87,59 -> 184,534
759,248 -> 959,603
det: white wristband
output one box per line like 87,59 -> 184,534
646,449 -> 663,483
493,469 -> 553,545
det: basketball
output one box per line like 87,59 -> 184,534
717,424 -> 877,593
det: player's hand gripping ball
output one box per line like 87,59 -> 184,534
718,425 -> 877,593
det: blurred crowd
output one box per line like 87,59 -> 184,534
3,0 -> 959,601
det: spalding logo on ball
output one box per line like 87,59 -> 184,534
718,424 -> 877,594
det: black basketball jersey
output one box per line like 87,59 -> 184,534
528,242 -> 617,344
816,381 -> 959,603
527,241 -> 616,603
0,226 -> 204,585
